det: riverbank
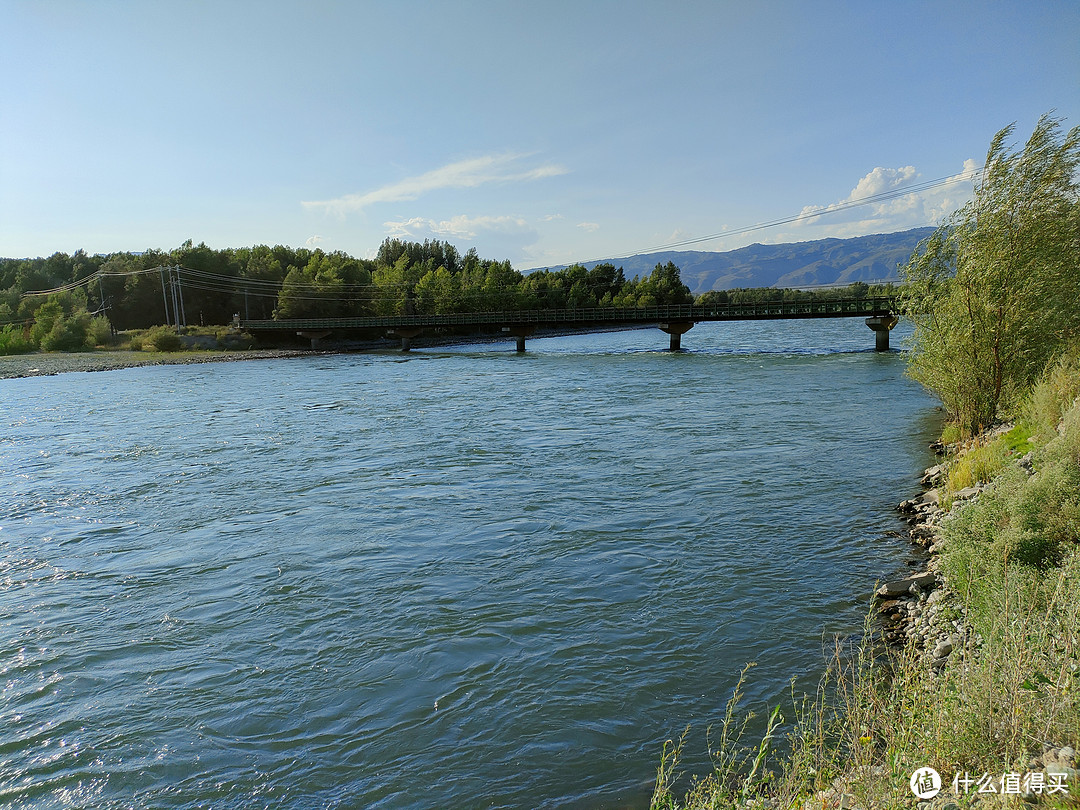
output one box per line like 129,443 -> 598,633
652,352 -> 1080,810
0,348 -> 323,380
0,323 -> 660,380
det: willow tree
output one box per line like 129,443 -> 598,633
901,114 -> 1080,434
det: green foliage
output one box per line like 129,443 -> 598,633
28,300 -> 65,345
147,325 -> 182,352
86,315 -> 113,347
945,400 -> 1080,579
39,312 -> 90,351
650,665 -> 784,810
945,424 -> 1034,496
0,324 -> 35,355
696,282 -> 897,308
1023,349 -> 1080,437
0,236 -> 889,337
275,249 -> 373,319
901,114 -> 1080,435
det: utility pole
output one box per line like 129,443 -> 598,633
98,274 -> 114,335
160,267 -> 172,327
176,266 -> 187,329
170,267 -> 181,333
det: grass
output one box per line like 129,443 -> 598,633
650,351 -> 1080,809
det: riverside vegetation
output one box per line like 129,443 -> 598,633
1,239 -> 895,357
650,114 -> 1080,809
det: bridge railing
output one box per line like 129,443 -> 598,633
239,296 -> 897,331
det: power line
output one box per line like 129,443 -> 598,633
582,167 -> 981,263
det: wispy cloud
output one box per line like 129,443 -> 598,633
576,221 -> 600,232
303,154 -> 567,215
305,234 -> 323,246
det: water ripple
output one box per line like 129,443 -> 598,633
0,321 -> 939,809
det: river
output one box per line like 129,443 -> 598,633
0,320 -> 940,809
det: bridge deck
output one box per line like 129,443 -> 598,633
239,296 -> 896,331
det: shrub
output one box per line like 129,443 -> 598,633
147,325 -> 182,352
39,313 -> 90,351
86,316 -> 113,347
1023,350 -> 1080,436
29,300 -> 64,346
0,324 -> 35,355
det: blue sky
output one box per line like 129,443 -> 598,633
2,1 -> 1077,268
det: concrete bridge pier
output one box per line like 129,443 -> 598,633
297,329 -> 331,349
865,315 -> 898,351
388,327 -> 423,351
659,321 -> 695,351
502,324 -> 537,352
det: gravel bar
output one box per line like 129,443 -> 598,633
0,349 -> 320,380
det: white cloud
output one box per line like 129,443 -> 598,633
791,160 -> 978,236
540,213 -> 564,222
576,221 -> 600,232
305,234 -> 323,246
302,154 -> 567,215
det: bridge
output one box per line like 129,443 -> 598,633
238,296 -> 900,352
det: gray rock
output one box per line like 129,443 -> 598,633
921,463 -> 948,485
876,572 -> 937,598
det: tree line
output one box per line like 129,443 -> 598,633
1,235 -> 896,355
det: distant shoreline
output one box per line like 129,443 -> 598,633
0,324 -> 660,380
0,348 -> 325,380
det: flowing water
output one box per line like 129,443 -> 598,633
0,320 -> 941,809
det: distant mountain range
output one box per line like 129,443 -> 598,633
531,227 -> 934,294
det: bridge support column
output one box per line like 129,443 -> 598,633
297,329 -> 331,349
659,321 -> 695,351
502,324 -> 537,352
388,327 -> 423,351
865,315 -> 898,351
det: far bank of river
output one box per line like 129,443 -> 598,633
0,348 -> 321,379
0,325 -> 661,380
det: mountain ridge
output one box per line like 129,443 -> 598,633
529,227 -> 934,294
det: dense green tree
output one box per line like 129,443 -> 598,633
275,250 -> 373,319
901,114 -> 1080,434
414,266 -> 460,314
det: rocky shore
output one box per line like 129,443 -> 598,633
860,434 -> 1079,806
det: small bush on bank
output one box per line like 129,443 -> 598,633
39,312 -> 90,351
1024,350 -> 1080,437
147,325 -> 182,352
86,315 -> 113,347
0,324 -> 35,355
